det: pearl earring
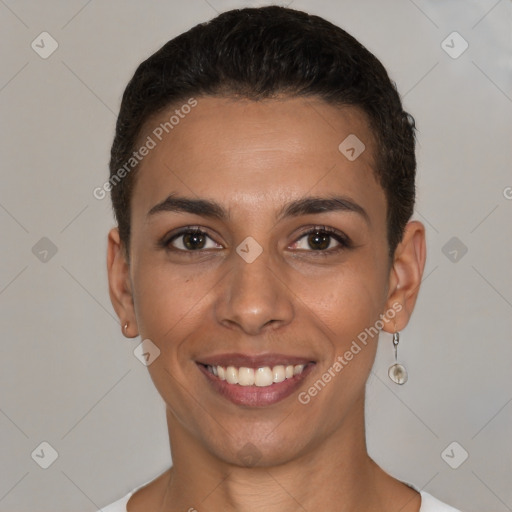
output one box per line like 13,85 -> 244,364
388,332 -> 408,384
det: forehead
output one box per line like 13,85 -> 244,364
132,96 -> 384,220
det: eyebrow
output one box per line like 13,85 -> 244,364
147,193 -> 370,225
276,196 -> 369,224
147,194 -> 226,220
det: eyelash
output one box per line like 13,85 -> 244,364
292,225 -> 352,255
159,225 -> 352,256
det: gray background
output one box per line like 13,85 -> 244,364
0,0 -> 511,510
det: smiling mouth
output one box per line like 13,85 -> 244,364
196,358 -> 316,407
201,363 -> 308,387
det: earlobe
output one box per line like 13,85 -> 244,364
107,228 -> 138,337
382,220 -> 426,333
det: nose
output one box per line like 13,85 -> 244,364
214,246 -> 294,336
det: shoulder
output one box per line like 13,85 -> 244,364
99,482 -> 462,512
98,471 -> 169,512
98,468 -> 172,512
420,491 -> 463,512
99,490 -> 132,512
98,478 -> 152,512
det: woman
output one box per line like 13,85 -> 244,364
102,6 -> 461,511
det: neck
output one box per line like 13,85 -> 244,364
159,397 -> 395,512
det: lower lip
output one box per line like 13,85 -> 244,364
197,363 -> 315,407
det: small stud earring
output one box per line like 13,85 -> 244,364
388,332 -> 408,385
123,322 -> 129,336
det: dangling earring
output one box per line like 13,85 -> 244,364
388,332 -> 408,384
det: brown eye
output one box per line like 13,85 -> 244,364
166,228 -> 221,251
307,231 -> 331,250
182,231 -> 207,250
292,226 -> 350,253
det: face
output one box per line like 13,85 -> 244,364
108,96 -> 424,467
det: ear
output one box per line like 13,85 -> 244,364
382,220 -> 426,333
107,227 -> 138,338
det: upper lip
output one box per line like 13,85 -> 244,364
197,353 -> 315,368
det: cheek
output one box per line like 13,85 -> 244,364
131,255 -> 216,341
294,257 -> 388,340
298,272 -> 385,411
130,258 -> 211,415
295,259 -> 387,395
131,245 -> 389,355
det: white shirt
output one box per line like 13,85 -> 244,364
98,483 -> 462,511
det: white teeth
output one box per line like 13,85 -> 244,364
238,367 -> 255,386
293,364 -> 305,375
225,366 -> 238,384
272,365 -> 285,383
205,363 -> 307,387
255,367 -> 273,387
